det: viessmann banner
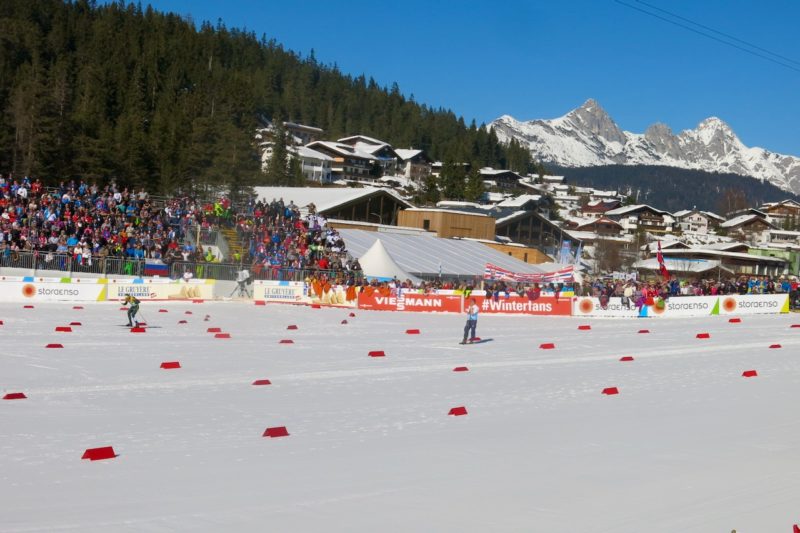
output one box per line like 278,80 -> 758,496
357,292 -> 463,313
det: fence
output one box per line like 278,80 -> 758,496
168,260 -> 364,283
0,250 -> 145,277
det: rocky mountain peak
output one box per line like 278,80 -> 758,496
563,99 -> 625,144
489,101 -> 800,194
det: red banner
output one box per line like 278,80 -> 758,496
357,293 -> 462,313
468,295 -> 572,315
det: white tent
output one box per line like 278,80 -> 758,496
358,239 -> 422,283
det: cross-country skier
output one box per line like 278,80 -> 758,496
123,294 -> 141,327
460,297 -> 479,344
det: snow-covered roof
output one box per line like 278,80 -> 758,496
719,214 -> 773,228
406,207 -> 490,218
307,141 -> 375,160
353,141 -> 394,157
634,257 -> 726,274
563,229 -> 632,243
702,242 -> 750,251
494,194 -> 542,208
769,229 -> 800,237
436,201 -> 483,209
479,168 -> 522,178
337,134 -> 388,146
664,248 -> 787,264
605,204 -> 670,217
394,148 -> 424,161
291,146 -> 334,161
576,217 -> 622,229
702,210 -> 725,221
253,186 -> 412,214
337,229 -> 546,277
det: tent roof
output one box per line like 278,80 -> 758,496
358,239 -> 421,283
339,229 -> 546,278
253,186 -> 412,215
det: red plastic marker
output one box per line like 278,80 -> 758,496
3,392 -> 26,400
263,426 -> 289,438
82,446 -> 116,461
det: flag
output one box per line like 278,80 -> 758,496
573,242 -> 583,266
656,241 -> 669,281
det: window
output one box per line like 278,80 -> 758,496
422,219 -> 430,230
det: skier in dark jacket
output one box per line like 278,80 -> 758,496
123,294 -> 141,327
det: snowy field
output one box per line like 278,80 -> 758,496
1,302 -> 799,532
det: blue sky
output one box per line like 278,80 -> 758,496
140,0 -> 799,154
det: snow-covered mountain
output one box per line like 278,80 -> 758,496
490,99 -> 800,194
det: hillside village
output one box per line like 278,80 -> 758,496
256,120 -> 800,278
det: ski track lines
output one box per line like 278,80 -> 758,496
1,303 -> 800,532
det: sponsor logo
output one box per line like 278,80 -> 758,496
262,288 -> 302,300
666,301 -> 709,311
722,297 -> 737,313
737,299 -> 777,309
374,296 -> 444,308
482,300 -> 553,312
578,299 -> 593,314
22,283 -> 36,298
116,286 -> 153,298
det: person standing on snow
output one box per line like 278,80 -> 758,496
123,294 -> 141,327
460,297 -> 479,344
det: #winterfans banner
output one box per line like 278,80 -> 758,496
483,264 -> 574,284
470,295 -> 572,315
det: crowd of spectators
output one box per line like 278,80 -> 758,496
0,175 -> 194,271
232,197 -> 360,281
584,275 -> 800,310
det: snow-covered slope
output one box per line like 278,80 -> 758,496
491,99 -> 800,194
2,302 -> 800,531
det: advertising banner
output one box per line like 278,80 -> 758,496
0,280 -> 106,302
716,294 -> 789,315
573,294 -> 790,318
469,295 -> 572,316
357,292 -> 462,313
253,280 -> 307,303
106,279 -> 215,301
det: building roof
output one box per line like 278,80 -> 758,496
761,199 -> 800,210
664,248 -> 787,264
495,194 -> 542,208
719,213 -> 776,229
563,230 -> 632,243
394,148 -> 427,161
337,134 -> 388,147
291,145 -> 334,161
283,121 -> 323,133
576,217 -> 622,230
634,257 -> 727,274
306,141 -> 375,160
404,207 -> 491,218
253,186 -> 412,215
605,204 -> 670,217
337,229 -> 546,277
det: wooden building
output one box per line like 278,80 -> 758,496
398,208 -> 495,240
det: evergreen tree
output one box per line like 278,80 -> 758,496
265,120 -> 289,185
463,165 -> 485,202
439,161 -> 466,200
0,0 -> 524,194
